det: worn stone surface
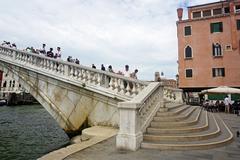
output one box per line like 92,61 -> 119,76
0,63 -> 122,133
65,113 -> 240,160
38,126 -> 118,160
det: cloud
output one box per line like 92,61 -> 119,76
0,0 -> 216,80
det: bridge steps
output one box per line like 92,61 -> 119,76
141,105 -> 233,150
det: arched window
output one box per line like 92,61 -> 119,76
185,46 -> 192,58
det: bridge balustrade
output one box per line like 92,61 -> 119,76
0,45 -> 148,98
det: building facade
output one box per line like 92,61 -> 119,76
0,70 -> 24,99
177,0 -> 240,93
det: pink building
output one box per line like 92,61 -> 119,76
177,0 -> 240,94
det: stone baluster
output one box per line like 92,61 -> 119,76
44,59 -> 47,69
82,70 -> 86,82
97,73 -> 101,86
120,79 -> 125,94
74,68 -> 78,79
92,72 -> 97,84
77,69 -> 82,80
132,83 -> 137,96
85,71 -> 90,83
64,64 -> 69,76
114,78 -> 119,92
40,58 -> 44,68
109,77 -> 114,90
53,62 -> 58,73
125,82 -> 131,96
70,67 -> 74,78
60,64 -> 65,75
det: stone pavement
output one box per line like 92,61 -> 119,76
38,126 -> 118,160
65,113 -> 240,160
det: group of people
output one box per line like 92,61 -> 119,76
1,41 -> 141,80
92,64 -> 139,79
1,41 -> 62,60
26,44 -> 62,60
67,56 -> 80,64
1,41 -> 17,49
202,96 -> 240,115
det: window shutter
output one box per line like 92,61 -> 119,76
219,44 -> 222,55
222,68 -> 225,77
219,22 -> 223,32
210,23 -> 214,33
212,43 -> 215,56
212,68 -> 216,77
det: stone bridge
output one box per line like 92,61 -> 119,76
0,45 -> 181,149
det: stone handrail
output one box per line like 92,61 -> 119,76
164,86 -> 183,103
0,45 -> 149,100
116,82 -> 164,151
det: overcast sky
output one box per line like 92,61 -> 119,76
0,0 -> 217,80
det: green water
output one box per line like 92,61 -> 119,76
0,104 -> 69,160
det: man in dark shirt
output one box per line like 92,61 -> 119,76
47,48 -> 54,58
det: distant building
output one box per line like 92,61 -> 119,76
177,0 -> 240,95
0,70 -> 24,99
155,72 -> 177,88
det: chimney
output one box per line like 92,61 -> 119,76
177,8 -> 183,21
229,0 -> 235,15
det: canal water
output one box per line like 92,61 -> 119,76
0,104 -> 69,160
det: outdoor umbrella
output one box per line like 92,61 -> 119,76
201,86 -> 240,94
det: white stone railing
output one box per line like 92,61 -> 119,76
116,82 -> 164,151
164,87 -> 183,103
0,45 -> 149,100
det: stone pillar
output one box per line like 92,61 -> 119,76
116,102 -> 143,151
64,65 -> 69,76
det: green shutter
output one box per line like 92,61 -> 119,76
210,23 -> 214,33
219,22 -> 223,32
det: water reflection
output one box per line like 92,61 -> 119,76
0,104 -> 69,160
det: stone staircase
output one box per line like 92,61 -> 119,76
141,103 -> 233,150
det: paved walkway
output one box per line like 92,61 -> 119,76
65,113 -> 240,160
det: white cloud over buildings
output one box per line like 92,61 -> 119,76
0,0 -> 217,80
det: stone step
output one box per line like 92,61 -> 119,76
147,110 -> 209,134
167,103 -> 185,111
150,107 -> 202,128
156,105 -> 189,117
144,113 -> 220,142
153,106 -> 196,122
141,113 -> 233,150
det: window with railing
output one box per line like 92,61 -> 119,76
213,8 -> 222,15
192,11 -> 201,18
203,10 -> 211,17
